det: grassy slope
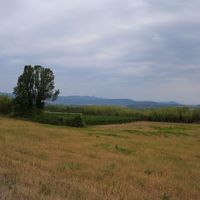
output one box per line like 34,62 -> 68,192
0,117 -> 200,200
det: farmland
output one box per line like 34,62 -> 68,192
0,117 -> 200,200
45,105 -> 200,125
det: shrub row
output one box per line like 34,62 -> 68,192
84,115 -> 139,125
32,112 -> 85,127
45,105 -> 144,117
147,107 -> 200,123
1,97 -> 200,126
46,105 -> 200,124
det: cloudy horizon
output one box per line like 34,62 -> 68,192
0,0 -> 200,104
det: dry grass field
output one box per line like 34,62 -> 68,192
0,117 -> 200,200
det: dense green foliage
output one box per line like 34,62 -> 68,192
13,65 -> 59,114
70,115 -> 86,127
0,95 -> 13,114
83,115 -> 139,125
46,105 -> 200,125
0,98 -> 199,126
46,105 -> 145,117
148,107 -> 193,123
32,112 -> 85,127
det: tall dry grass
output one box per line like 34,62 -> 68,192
0,117 -> 200,199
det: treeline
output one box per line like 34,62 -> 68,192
2,64 -> 199,127
148,107 -> 200,123
45,105 -> 143,116
1,95 -> 200,126
46,104 -> 200,124
0,95 -> 85,127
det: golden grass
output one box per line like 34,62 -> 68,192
0,117 -> 200,200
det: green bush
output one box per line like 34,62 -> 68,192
45,105 -> 200,125
0,95 -> 13,114
33,112 -> 85,127
69,115 -> 85,127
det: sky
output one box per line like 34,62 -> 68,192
0,0 -> 200,104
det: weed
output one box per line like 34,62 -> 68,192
4,173 -> 16,188
144,169 -> 154,175
88,153 -> 97,159
94,131 -> 127,138
151,126 -> 187,136
96,143 -> 111,150
39,184 -> 51,196
102,163 -> 116,176
125,129 -> 141,134
162,192 -> 170,200
38,153 -> 49,160
57,162 -> 80,171
115,144 -> 134,155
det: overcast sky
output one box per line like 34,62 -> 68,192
0,0 -> 200,104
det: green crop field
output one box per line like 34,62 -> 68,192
0,117 -> 200,200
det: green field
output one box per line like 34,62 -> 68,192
0,117 -> 200,199
83,115 -> 138,125
45,105 -> 200,125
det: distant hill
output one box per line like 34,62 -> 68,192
129,101 -> 183,109
52,95 -> 183,108
0,92 -> 186,108
54,96 -> 135,106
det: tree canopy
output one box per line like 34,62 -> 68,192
14,65 -> 59,114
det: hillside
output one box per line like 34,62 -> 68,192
52,95 -> 182,108
0,93 -> 187,108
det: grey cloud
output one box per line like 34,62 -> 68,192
0,0 -> 199,104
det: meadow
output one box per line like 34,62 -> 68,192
0,116 -> 200,200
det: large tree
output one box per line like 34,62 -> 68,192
14,65 -> 59,113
